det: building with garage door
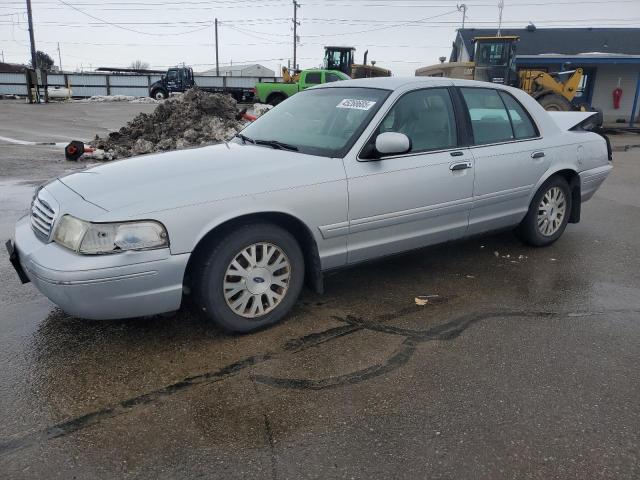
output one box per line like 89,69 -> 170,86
432,26 -> 640,126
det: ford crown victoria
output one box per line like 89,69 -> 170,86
8,77 -> 612,332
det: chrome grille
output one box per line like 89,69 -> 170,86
31,194 -> 56,240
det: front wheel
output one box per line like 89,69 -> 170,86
152,89 -> 168,100
194,223 -> 305,333
516,176 -> 572,247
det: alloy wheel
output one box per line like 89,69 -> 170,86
222,242 -> 291,318
537,186 -> 567,236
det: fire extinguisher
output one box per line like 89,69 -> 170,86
613,79 -> 623,109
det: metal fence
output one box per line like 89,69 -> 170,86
0,71 -> 281,98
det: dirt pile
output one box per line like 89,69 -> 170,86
92,89 -> 244,159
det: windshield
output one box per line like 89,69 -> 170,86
237,87 -> 390,157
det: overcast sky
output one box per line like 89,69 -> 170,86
1,0 -> 639,76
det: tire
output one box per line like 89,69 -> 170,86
267,93 -> 286,107
152,89 -> 168,100
194,223 -> 305,333
538,93 -> 572,112
516,175 -> 572,247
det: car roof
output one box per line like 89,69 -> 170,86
313,76 -> 516,92
313,76 -> 448,90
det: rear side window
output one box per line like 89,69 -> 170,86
305,72 -> 321,84
498,91 -> 538,139
378,88 -> 458,152
326,72 -> 343,82
460,88 -> 514,144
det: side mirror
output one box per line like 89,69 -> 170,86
375,132 -> 411,156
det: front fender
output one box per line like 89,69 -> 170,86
152,179 -> 349,271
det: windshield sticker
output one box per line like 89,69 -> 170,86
336,99 -> 376,110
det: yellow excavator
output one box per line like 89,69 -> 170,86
281,66 -> 300,83
416,36 -> 585,111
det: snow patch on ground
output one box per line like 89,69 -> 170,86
77,95 -> 160,104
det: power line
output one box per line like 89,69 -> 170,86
226,8 -> 461,38
54,0 -> 214,35
5,0 -> 635,10
5,0 -> 289,5
0,38 -> 452,48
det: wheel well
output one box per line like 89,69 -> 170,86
266,91 -> 285,102
552,169 -> 581,223
183,212 -> 323,295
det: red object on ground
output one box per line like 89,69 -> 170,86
242,112 -> 257,122
613,87 -> 623,109
64,141 -> 95,161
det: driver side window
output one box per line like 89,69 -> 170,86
378,88 -> 458,153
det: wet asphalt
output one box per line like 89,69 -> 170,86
1,101 -> 639,479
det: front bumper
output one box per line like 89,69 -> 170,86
12,215 -> 189,320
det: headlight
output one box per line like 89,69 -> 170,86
53,215 -> 169,254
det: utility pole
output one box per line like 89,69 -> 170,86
26,0 -> 38,71
292,0 -> 300,70
57,42 -> 62,71
457,4 -> 467,29
214,18 -> 219,76
26,0 -> 42,102
1,50 -> 4,62
497,0 -> 504,37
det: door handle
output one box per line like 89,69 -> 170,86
450,151 -> 464,157
449,162 -> 472,171
531,151 -> 545,159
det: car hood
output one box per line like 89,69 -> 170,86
58,142 -> 342,215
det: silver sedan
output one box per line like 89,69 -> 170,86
8,77 -> 612,332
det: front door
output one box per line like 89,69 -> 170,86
344,87 -> 474,264
458,87 -> 550,235
165,69 -> 182,93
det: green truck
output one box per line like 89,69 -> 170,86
254,69 -> 349,106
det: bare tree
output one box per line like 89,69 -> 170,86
28,50 -> 55,71
129,60 -> 150,70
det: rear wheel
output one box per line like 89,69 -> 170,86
267,93 -> 286,106
538,93 -> 572,111
516,176 -> 572,247
194,223 -> 304,333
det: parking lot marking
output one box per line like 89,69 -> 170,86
0,135 -> 66,147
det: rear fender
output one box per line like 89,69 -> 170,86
530,166 -> 581,223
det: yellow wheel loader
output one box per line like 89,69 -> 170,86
416,36 -> 585,111
323,46 -> 392,79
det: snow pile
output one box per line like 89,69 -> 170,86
91,88 -> 244,159
252,103 -> 273,116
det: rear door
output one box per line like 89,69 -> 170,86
458,87 -> 550,235
344,87 -> 474,263
301,71 -> 322,90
